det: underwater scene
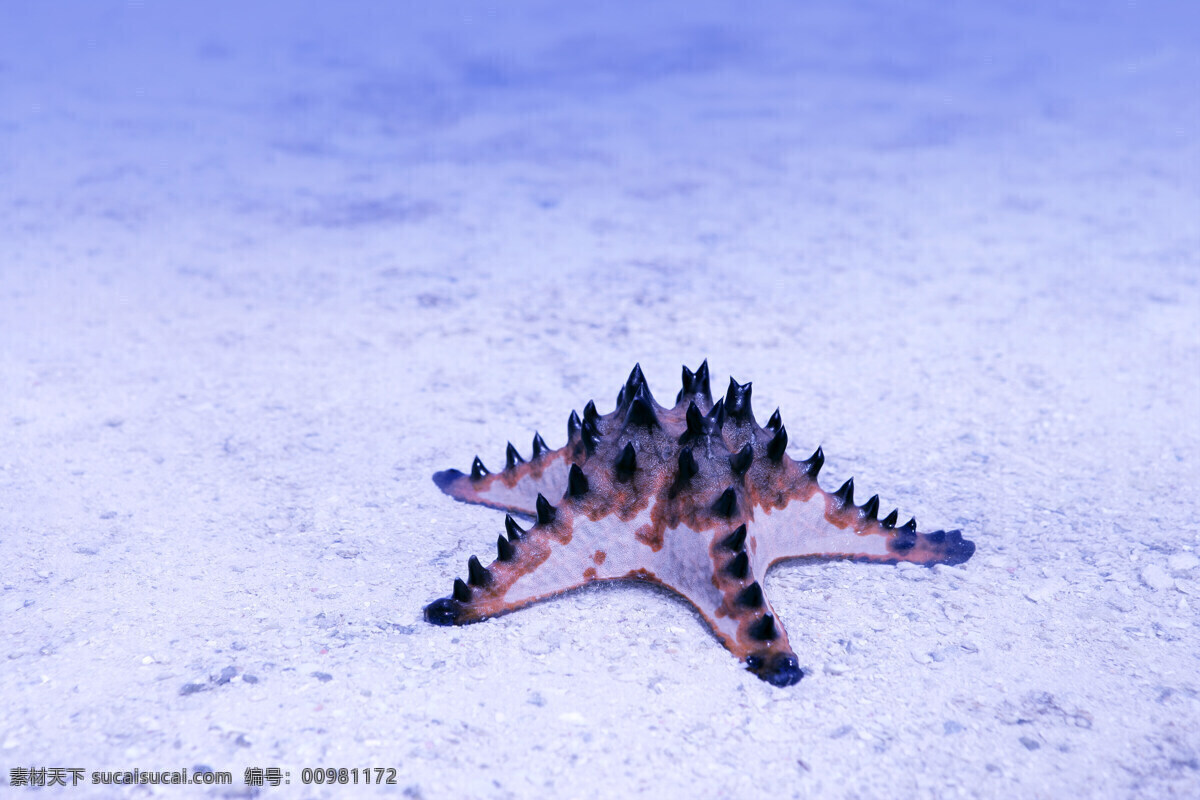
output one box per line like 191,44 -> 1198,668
2,2 -> 1198,797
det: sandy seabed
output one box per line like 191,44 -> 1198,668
2,2 -> 1198,798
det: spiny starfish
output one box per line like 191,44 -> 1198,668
425,362 -> 974,686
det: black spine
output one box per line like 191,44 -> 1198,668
470,456 -> 489,480
680,397 -> 726,444
728,551 -> 749,579
766,409 -> 782,431
694,359 -> 710,393
581,417 -> 601,452
496,535 -> 514,562
505,442 -> 524,470
730,443 -> 754,475
737,582 -> 764,608
833,478 -> 855,507
505,514 -> 525,541
467,555 -> 491,587
767,426 -> 788,461
750,614 -> 777,641
707,398 -> 726,430
713,487 -> 738,518
860,494 -> 879,521
624,384 -> 660,428
724,377 -> 754,424
624,363 -> 647,398
452,578 -> 471,602
567,463 -> 590,497
531,432 -> 549,458
615,442 -> 637,481
677,360 -> 712,405
802,446 -> 824,478
723,524 -> 747,551
536,493 -> 557,525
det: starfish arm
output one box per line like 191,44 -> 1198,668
423,490 -> 722,623
703,515 -> 805,686
750,485 -> 974,568
422,500 -> 644,625
432,445 -> 572,517
422,494 -> 805,686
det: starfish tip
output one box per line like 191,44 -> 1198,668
431,469 -> 465,491
939,530 -> 975,565
748,653 -> 804,687
424,597 -> 464,626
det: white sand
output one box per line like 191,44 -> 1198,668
2,2 -> 1198,797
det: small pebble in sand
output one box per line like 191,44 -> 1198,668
1167,553 -> 1199,573
1140,565 -> 1174,591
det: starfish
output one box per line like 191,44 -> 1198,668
425,362 -> 974,686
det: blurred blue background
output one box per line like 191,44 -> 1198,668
5,1 -> 1195,261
